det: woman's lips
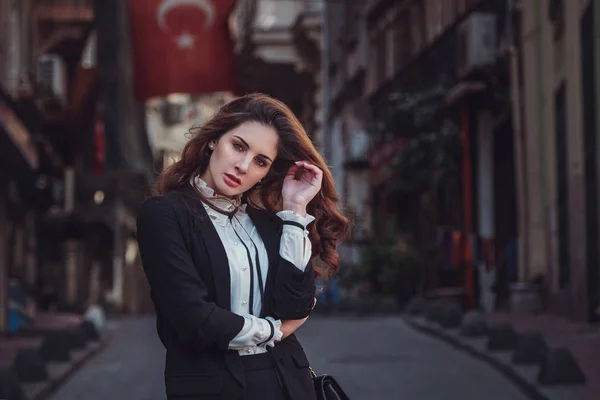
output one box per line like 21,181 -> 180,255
224,173 -> 241,187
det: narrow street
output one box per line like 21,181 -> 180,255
49,315 -> 528,400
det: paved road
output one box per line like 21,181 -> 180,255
50,316 -> 528,400
48,316 -> 165,400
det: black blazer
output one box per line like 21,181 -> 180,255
136,185 -> 317,400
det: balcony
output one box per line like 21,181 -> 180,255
35,0 -> 94,59
35,0 -> 94,23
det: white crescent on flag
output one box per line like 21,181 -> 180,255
156,0 -> 216,32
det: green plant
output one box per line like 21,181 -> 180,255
358,241 -> 433,306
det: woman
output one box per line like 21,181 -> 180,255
137,93 -> 349,400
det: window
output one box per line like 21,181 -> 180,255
342,2 -> 361,49
393,11 -> 412,72
367,31 -> 385,93
373,31 -> 387,86
442,0 -> 456,29
425,0 -> 443,43
411,1 -> 426,52
549,0 -> 564,41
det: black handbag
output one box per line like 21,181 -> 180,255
309,366 -> 350,400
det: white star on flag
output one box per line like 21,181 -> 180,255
176,32 -> 196,49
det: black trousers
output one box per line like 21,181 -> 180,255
166,352 -> 316,399
242,353 -> 288,400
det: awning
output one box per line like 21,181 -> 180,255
0,96 -> 39,171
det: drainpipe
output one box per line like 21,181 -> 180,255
462,105 -> 475,309
321,0 -> 330,160
535,0 -> 549,284
508,1 -> 529,283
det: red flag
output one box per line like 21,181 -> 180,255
129,0 -> 238,100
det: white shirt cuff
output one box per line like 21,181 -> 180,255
228,316 -> 281,350
276,211 -> 313,271
276,210 -> 315,228
262,317 -> 283,348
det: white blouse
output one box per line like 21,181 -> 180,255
191,177 -> 315,356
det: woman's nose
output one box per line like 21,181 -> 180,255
235,156 -> 251,173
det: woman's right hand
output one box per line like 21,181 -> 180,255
279,298 -> 316,340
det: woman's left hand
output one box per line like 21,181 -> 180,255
282,161 -> 323,215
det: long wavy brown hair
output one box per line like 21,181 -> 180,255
154,93 -> 350,277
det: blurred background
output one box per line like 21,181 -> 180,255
1,0 -> 599,399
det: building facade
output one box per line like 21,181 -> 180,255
517,0 -> 600,321
0,0 -> 157,334
318,0 -> 600,321
323,0 -> 519,309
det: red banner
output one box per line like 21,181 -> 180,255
93,106 -> 105,175
129,0 -> 238,100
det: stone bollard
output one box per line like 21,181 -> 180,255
537,348 -> 586,385
405,297 -> 427,316
486,324 -> 518,351
80,320 -> 101,341
512,332 -> 548,365
40,331 -> 71,362
459,311 -> 488,337
84,304 -> 106,333
439,304 -> 463,329
0,367 -> 24,400
13,349 -> 48,383
425,302 -> 446,324
66,328 -> 87,350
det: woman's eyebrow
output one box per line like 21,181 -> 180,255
234,135 -> 273,162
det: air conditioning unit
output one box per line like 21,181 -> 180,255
37,54 -> 67,107
456,13 -> 497,78
161,101 -> 185,126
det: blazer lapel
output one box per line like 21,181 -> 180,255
178,186 -> 232,312
247,206 -> 280,318
177,186 -> 248,390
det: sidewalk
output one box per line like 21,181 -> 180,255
403,300 -> 599,400
488,313 -> 600,400
0,312 -> 114,400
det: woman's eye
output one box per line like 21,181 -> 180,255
233,143 -> 243,151
256,159 -> 267,167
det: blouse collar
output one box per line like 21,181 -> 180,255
190,176 -> 248,226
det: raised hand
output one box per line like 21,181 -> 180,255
281,161 -> 323,215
